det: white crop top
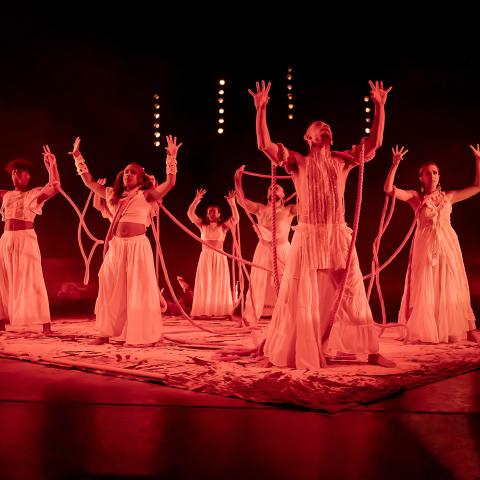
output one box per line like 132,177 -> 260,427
105,187 -> 155,226
1,188 -> 45,222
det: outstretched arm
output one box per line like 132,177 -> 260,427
35,145 -> 61,203
363,80 -> 392,159
187,188 -> 206,228
223,190 -> 239,229
69,137 -> 107,198
248,81 -> 298,171
146,135 -> 182,202
447,144 -> 480,204
384,145 -> 418,203
234,165 -> 261,214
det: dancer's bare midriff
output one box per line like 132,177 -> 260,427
115,221 -> 146,237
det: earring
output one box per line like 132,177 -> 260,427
437,182 -> 441,191
420,184 -> 424,194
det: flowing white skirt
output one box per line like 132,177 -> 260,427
399,223 -> 476,343
95,235 -> 163,344
243,240 -> 290,325
264,226 -> 378,369
0,230 -> 50,326
191,248 -> 233,316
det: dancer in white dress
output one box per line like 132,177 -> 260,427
188,189 -> 239,317
249,80 -> 395,369
235,182 -> 296,325
384,145 -> 480,343
0,147 -> 60,335
70,135 -> 181,345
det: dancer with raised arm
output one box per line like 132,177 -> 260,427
188,189 -> 239,317
249,80 -> 395,368
70,135 -> 181,346
384,145 -> 480,343
234,177 -> 296,325
0,146 -> 60,335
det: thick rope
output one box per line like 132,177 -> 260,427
149,210 -> 253,336
322,142 -> 366,348
270,162 -> 280,295
159,203 -> 271,271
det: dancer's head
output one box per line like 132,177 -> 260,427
205,205 -> 222,224
112,163 -> 154,203
304,121 -> 333,148
267,184 -> 285,204
5,158 -> 33,190
418,162 -> 440,193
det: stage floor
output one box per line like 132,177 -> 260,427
1,315 -> 479,413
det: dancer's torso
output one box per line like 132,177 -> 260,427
201,223 -> 227,250
1,189 -> 42,231
293,151 -> 349,225
417,191 -> 452,229
256,205 -> 293,243
106,188 -> 154,238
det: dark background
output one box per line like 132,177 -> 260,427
1,12 -> 479,322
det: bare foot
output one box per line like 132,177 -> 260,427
467,330 -> 480,343
368,353 -> 397,368
89,336 -> 109,345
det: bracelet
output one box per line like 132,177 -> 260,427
76,162 -> 89,175
73,153 -> 85,165
166,157 -> 177,175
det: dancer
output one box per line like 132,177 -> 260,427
188,189 -> 239,317
384,145 -> 480,343
234,178 -> 296,325
249,80 -> 395,369
70,135 -> 181,345
0,146 -> 60,335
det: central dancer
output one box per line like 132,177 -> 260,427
249,80 -> 395,368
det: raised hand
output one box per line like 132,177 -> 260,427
369,80 -> 392,105
248,80 -> 271,110
165,135 -> 183,157
469,143 -> 480,159
42,145 -> 57,169
68,137 -> 82,158
392,145 -> 409,165
195,188 -> 207,201
225,190 -> 236,201
97,178 -> 107,186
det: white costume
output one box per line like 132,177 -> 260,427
0,188 -> 50,326
264,148 -> 379,369
243,205 -> 294,325
399,191 -> 476,342
191,224 -> 233,316
94,187 -> 163,344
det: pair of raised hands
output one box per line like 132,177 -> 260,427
248,80 -> 392,109
194,188 -> 236,202
391,144 -> 480,165
68,135 -> 183,160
